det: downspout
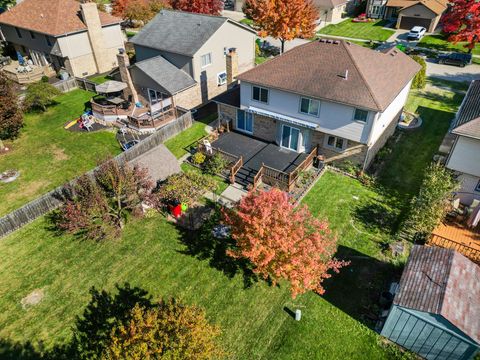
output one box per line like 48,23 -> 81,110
362,111 -> 379,170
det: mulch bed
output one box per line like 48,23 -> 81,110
65,121 -> 110,133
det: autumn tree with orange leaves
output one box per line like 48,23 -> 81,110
224,188 -> 348,299
244,0 -> 318,53
170,0 -> 223,15
442,0 -> 480,53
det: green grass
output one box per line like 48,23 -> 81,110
181,162 -> 229,195
0,173 -> 409,359
418,34 -> 480,56
88,74 -> 112,84
0,90 -> 120,216
239,18 -> 254,27
164,114 -> 216,159
318,19 -> 395,42
255,56 -> 269,65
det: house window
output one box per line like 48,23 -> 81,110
217,71 -> 227,86
252,86 -> 268,103
354,108 -> 368,122
45,35 -> 52,47
223,47 -> 228,56
201,53 -> 212,68
281,125 -> 301,151
475,180 -> 480,193
237,109 -> 253,133
29,31 -> 35,39
325,135 -> 347,151
15,27 -> 22,38
300,97 -> 320,116
148,89 -> 165,105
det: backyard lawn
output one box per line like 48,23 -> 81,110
0,89 -> 120,216
318,19 -> 395,42
418,34 -> 480,55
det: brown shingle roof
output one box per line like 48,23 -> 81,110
237,40 -> 420,111
0,0 -> 122,36
394,246 -> 480,344
386,0 -> 448,15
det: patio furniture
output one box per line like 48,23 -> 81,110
106,97 -> 125,106
203,139 -> 213,154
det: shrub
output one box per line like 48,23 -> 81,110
192,151 -> 206,165
0,72 -> 23,142
158,172 -> 216,206
204,153 -> 229,176
411,55 -> 426,89
334,160 -> 359,176
41,75 -> 49,83
24,81 -> 61,111
402,163 -> 459,241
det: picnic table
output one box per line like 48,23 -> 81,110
106,97 -> 125,106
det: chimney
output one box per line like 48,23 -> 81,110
117,49 -> 139,104
226,48 -> 238,86
81,2 -> 110,74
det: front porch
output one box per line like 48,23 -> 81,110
207,131 -> 319,191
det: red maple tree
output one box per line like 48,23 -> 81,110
442,0 -> 480,52
169,0 -> 223,15
244,0 -> 318,53
224,188 -> 348,299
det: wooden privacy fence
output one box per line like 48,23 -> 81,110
75,77 -> 97,92
428,234 -> 480,264
52,78 -> 78,93
0,111 -> 193,239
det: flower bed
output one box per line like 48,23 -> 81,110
0,169 -> 20,183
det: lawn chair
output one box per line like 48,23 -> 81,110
203,139 -> 213,155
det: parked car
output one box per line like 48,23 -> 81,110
407,26 -> 426,41
438,52 -> 472,67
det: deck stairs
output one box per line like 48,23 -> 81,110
234,166 -> 257,188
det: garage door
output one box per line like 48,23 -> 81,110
399,16 -> 432,30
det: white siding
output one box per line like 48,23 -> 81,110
369,80 -> 412,145
239,81 -> 374,143
456,173 -> 480,205
447,136 -> 480,177
193,21 -> 255,82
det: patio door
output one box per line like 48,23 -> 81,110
281,125 -> 300,151
237,109 -> 253,134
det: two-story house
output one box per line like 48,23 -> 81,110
446,80 -> 480,206
0,0 -> 124,78
128,10 -> 256,110
215,39 -> 420,170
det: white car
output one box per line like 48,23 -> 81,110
407,26 -> 427,41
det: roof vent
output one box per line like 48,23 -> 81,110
334,40 -> 340,45
326,39 -> 333,44
338,69 -> 349,80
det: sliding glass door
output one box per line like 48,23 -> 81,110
281,125 -> 300,151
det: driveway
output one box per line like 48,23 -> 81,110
426,59 -> 480,83
263,36 -> 310,52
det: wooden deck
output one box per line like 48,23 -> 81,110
428,221 -> 480,264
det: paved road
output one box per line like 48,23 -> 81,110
426,60 -> 480,83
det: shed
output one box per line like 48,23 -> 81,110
381,245 -> 480,360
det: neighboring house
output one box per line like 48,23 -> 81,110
446,80 -> 480,206
129,10 -> 256,110
215,39 -> 420,169
366,0 -> 448,32
0,0 -> 124,78
314,0 -> 350,28
381,245 -> 480,360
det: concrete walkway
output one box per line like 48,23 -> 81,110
204,184 -> 247,208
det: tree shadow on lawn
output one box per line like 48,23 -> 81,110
322,246 -> 403,329
0,283 -> 153,360
176,207 -> 259,289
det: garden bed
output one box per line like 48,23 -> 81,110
397,111 -> 422,130
0,169 -> 20,183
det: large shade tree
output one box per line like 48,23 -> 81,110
224,188 -> 348,299
244,0 -> 318,53
169,0 -> 223,15
0,72 -> 23,150
442,0 -> 480,53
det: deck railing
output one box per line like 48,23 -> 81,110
428,234 -> 480,264
91,100 -> 119,116
230,156 -> 243,184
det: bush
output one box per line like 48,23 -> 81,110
402,163 -> 459,241
0,72 -> 23,141
411,55 -> 426,89
158,172 -> 216,206
192,151 -> 206,165
24,81 -> 61,111
204,153 -> 229,176
41,75 -> 49,83
334,160 -> 359,176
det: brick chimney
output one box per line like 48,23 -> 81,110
81,2 -> 110,74
226,48 -> 238,85
117,49 -> 139,104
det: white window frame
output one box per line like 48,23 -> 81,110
353,108 -> 369,123
147,88 -> 164,105
299,97 -> 320,117
324,135 -> 348,152
236,109 -> 254,134
252,85 -> 269,104
217,71 -> 227,86
281,124 -> 301,152
201,52 -> 212,68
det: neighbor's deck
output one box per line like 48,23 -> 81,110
211,131 -> 308,174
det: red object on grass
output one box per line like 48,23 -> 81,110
172,204 -> 182,218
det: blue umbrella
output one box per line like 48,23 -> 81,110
16,51 -> 25,65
